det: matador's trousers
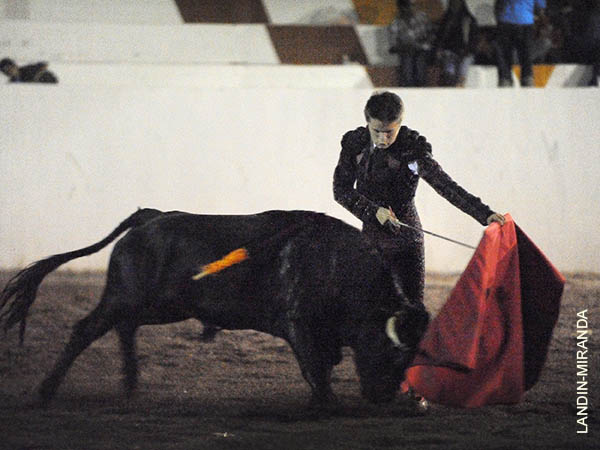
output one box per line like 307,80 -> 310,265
363,208 -> 425,305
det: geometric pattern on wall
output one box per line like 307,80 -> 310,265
513,65 -> 556,88
174,0 -> 444,25
171,0 -> 447,86
175,0 -> 269,23
268,25 -> 368,65
3,0 -> 586,87
352,0 -> 397,25
352,0 -> 445,24
366,66 -> 400,88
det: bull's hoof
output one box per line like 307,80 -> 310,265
36,379 -> 58,407
124,385 -> 138,400
415,396 -> 430,413
30,391 -> 53,409
402,388 -> 430,415
308,391 -> 339,411
199,325 -> 220,342
28,396 -> 51,409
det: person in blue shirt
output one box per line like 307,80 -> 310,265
494,0 -> 547,86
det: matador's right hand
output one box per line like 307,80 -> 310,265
376,207 -> 397,226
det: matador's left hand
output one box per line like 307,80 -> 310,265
486,213 -> 506,226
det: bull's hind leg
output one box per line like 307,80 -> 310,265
37,304 -> 116,405
115,322 -> 138,397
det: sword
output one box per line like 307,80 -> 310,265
388,217 -> 477,250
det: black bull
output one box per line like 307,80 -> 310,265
0,209 -> 429,406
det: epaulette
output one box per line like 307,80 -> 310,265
341,126 -> 370,153
395,126 -> 433,158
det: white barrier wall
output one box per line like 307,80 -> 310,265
0,22 -> 279,64
0,0 -> 182,23
48,63 -> 373,88
262,0 -> 357,24
2,21 -> 596,87
1,85 -> 598,273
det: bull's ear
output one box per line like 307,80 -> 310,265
389,271 -> 407,298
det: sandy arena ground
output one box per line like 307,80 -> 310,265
0,271 -> 598,450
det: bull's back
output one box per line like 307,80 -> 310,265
134,209 -> 362,251
107,210 -> 388,330
121,209 -> 380,288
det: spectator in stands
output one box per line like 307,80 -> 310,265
472,28 -> 498,65
525,1 -> 573,64
0,58 -> 58,83
494,0 -> 547,86
564,0 -> 600,85
387,0 -> 434,87
432,0 -> 479,86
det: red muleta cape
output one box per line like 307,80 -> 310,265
403,214 -> 565,407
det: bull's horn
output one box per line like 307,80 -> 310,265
385,316 -> 402,348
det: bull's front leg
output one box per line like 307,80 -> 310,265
285,318 -> 337,407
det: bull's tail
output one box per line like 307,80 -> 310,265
0,208 -> 164,343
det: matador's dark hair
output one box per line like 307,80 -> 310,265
364,91 -> 404,123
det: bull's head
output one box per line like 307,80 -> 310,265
385,305 -> 429,350
353,303 -> 429,403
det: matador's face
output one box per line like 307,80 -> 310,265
367,116 -> 402,149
